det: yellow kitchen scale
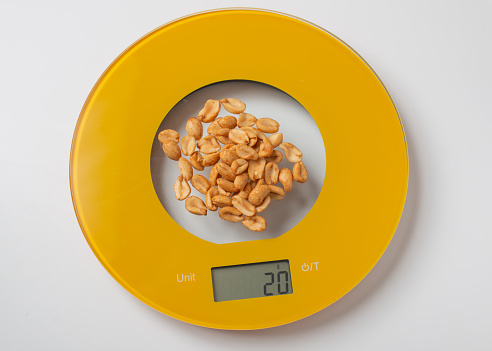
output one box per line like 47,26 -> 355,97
70,9 -> 408,330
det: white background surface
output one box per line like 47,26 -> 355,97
1,0 -> 491,350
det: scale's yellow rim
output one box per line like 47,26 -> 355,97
70,8 -> 408,330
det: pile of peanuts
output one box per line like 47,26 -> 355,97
158,98 -> 308,232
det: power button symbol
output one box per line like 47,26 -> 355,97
301,262 -> 319,271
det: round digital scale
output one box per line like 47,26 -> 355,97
70,9 -> 408,330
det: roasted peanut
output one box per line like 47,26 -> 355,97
212,195 -> 233,208
240,127 -> 258,147
209,163 -> 220,186
231,158 -> 249,174
215,162 -> 236,181
279,168 -> 293,192
220,98 -> 246,114
248,185 -> 270,206
198,99 -> 220,123
201,152 -> 220,167
268,133 -> 283,148
255,195 -> 271,213
174,175 -> 191,201
186,117 -> 203,140
264,150 -> 283,164
216,127 -> 231,137
232,195 -> 256,217
248,158 -> 266,181
218,115 -> 237,129
161,139 -> 181,161
217,178 -> 239,193
207,118 -> 222,135
258,138 -> 274,158
264,162 -> 279,185
228,129 -> 249,144
185,196 -> 207,215
216,135 -> 234,144
237,113 -> 257,128
190,174 -> 211,194
178,157 -> 193,181
217,185 -> 231,197
236,144 -> 258,160
293,161 -> 308,183
234,173 -> 249,191
256,118 -> 279,133
219,207 -> 243,222
253,178 -> 265,189
219,148 -> 239,166
197,135 -> 220,154
238,182 -> 252,199
158,129 -> 179,144
190,151 -> 204,171
242,215 -> 267,232
180,135 -> 196,156
269,185 -> 286,200
279,143 -> 302,163
205,187 -> 219,211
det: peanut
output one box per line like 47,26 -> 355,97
234,173 -> 249,191
256,118 -> 279,133
237,113 -> 257,128
232,195 -> 256,217
190,151 -> 204,171
238,182 -> 252,199
258,138 -> 274,158
293,161 -> 308,183
185,196 -> 207,215
209,163 -> 220,186
180,135 -> 196,156
279,168 -> 293,192
255,195 -> 271,213
190,174 -> 211,194
218,115 -> 237,129
268,132 -> 283,148
161,139 -> 181,161
212,195 -> 233,208
158,129 -> 179,144
216,135 -> 234,145
264,150 -> 283,164
186,117 -> 202,140
217,185 -> 231,197
216,127 -> 231,137
228,129 -> 249,144
248,158 -> 266,181
221,98 -> 246,114
218,207 -> 243,222
215,162 -> 236,182
217,178 -> 239,193
201,152 -> 220,167
231,158 -> 249,174
207,118 -> 222,135
205,187 -> 219,211
198,99 -> 220,123
269,185 -> 286,200
178,157 -> 193,181
242,215 -> 267,232
219,148 -> 239,166
279,143 -> 302,163
248,185 -> 270,206
174,175 -> 191,201
236,144 -> 258,160
264,162 -> 279,185
197,135 -> 221,154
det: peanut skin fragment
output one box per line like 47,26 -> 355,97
185,196 -> 207,215
242,215 -> 267,231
